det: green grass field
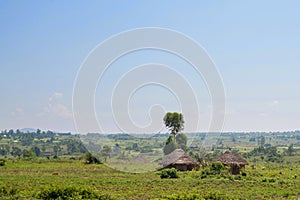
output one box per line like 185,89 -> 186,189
0,159 -> 299,199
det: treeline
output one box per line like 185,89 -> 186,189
0,129 -> 86,158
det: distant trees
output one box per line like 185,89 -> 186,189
132,143 -> 139,151
0,145 -> 10,156
247,146 -> 282,163
53,145 -> 60,156
66,139 -> 87,154
260,136 -> 266,147
285,144 -> 295,156
31,146 -> 41,157
100,145 -> 112,161
22,149 -> 35,158
11,147 -> 22,157
0,129 -> 94,158
257,136 -> 265,148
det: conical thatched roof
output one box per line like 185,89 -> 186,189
132,154 -> 149,163
160,149 -> 198,167
214,151 -> 248,166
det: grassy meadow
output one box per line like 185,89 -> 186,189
0,159 -> 299,199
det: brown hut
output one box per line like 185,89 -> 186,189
213,151 -> 248,175
159,149 -> 199,171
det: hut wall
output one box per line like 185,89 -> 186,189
175,164 -> 187,171
165,164 -> 189,171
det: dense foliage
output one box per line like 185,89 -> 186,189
163,112 -> 184,136
160,168 -> 179,179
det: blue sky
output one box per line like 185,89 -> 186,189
0,1 -> 299,133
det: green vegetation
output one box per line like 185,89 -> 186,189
85,152 -> 102,164
200,162 -> 229,179
0,158 -> 5,166
0,159 -> 299,199
163,112 -> 187,155
0,129 -> 299,199
0,129 -> 86,159
36,186 -> 112,200
163,112 -> 184,137
159,168 -> 179,179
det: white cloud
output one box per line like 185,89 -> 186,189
11,108 -> 24,117
49,92 -> 63,101
259,112 -> 268,117
38,92 -> 72,119
270,100 -> 279,107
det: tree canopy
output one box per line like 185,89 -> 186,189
163,112 -> 186,155
163,112 -> 184,137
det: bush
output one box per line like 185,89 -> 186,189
164,193 -> 198,199
0,159 -> 5,166
200,168 -> 210,179
210,162 -> 224,175
200,162 -> 228,179
85,152 -> 102,164
160,168 -> 179,179
268,178 -> 276,183
0,186 -> 18,197
164,192 -> 228,200
36,187 -> 112,199
241,172 -> 247,176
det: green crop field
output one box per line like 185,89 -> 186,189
0,159 -> 299,199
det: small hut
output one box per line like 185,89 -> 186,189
159,149 -> 199,171
213,150 -> 248,175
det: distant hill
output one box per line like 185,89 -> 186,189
20,128 -> 37,133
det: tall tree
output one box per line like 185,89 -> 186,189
163,112 -> 184,138
11,147 -> 22,157
163,112 -> 185,155
31,146 -> 41,157
260,136 -> 265,148
176,133 -> 187,150
100,145 -> 112,161
287,144 -> 295,156
163,136 -> 178,155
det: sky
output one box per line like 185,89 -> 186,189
0,1 -> 299,133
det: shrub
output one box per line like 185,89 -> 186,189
210,162 -> 224,174
268,178 -> 276,183
0,186 -> 18,197
36,187 -> 112,199
0,159 -> 5,166
164,193 -> 198,199
200,162 -> 229,179
160,168 -> 179,179
164,192 -> 228,200
200,168 -> 210,179
85,152 -> 102,164
241,172 -> 247,176
211,162 -> 224,171
203,192 -> 228,200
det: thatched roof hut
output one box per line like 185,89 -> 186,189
159,149 -> 199,171
213,151 -> 248,175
